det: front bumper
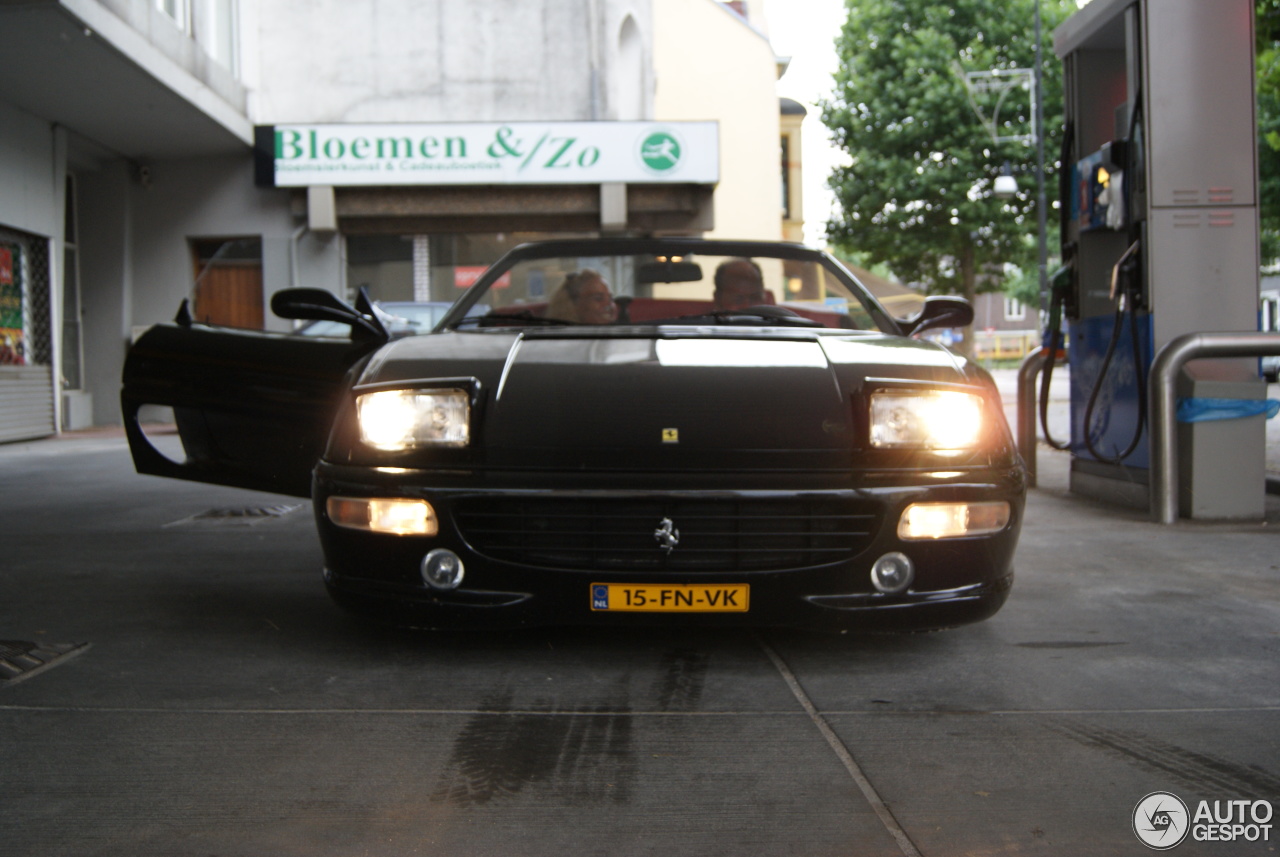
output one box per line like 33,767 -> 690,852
312,462 -> 1025,632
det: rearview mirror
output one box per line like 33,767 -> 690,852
901,296 -> 974,337
636,260 -> 704,284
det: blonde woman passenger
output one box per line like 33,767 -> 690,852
547,269 -> 618,324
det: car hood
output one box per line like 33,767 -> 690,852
352,327 -> 975,469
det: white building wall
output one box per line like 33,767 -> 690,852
248,0 -> 651,124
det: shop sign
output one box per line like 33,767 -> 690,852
454,266 -> 510,289
255,121 -> 719,187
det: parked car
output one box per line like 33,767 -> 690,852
122,238 -> 1026,632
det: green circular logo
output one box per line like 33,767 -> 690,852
639,132 -> 682,172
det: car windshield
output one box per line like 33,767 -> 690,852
443,245 -> 892,332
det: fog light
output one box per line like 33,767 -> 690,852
422,549 -> 465,590
327,496 -> 438,535
898,501 -> 1010,540
871,552 -> 915,594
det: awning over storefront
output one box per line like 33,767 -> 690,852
291,184 -> 715,235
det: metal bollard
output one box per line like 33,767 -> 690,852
1013,345 -> 1064,486
1015,348 -> 1052,488
1149,331 -> 1280,524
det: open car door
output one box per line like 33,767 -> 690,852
121,290 -> 388,498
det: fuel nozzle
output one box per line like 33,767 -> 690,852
1041,262 -> 1074,359
1109,240 -> 1142,306
1036,261 -> 1074,452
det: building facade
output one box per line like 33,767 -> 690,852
0,0 -> 789,438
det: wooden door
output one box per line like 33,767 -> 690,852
192,239 -> 264,329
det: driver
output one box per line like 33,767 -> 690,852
547,269 -> 618,324
713,258 -> 770,310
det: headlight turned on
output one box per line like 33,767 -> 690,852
327,496 -> 439,536
898,501 -> 1011,540
869,390 -> 984,452
357,389 -> 470,451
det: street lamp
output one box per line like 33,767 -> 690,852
1033,0 -> 1048,299
994,164 -> 1018,198
964,1 -> 1049,294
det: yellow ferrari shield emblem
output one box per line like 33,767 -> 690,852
662,428 -> 679,444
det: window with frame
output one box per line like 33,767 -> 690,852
1004,295 -> 1026,322
198,0 -> 238,73
157,0 -> 189,31
780,136 -> 792,220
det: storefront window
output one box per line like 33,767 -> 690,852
346,235 -> 415,303
424,234 -> 527,303
0,240 -> 25,366
0,225 -> 51,368
345,232 -> 586,308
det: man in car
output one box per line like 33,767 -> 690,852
712,258 -> 770,310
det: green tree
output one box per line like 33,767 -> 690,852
1258,0 -> 1280,266
1259,99 -> 1280,268
821,0 -> 1075,322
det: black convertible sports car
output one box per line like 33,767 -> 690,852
122,238 -> 1026,632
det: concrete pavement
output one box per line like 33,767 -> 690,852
0,426 -> 1276,856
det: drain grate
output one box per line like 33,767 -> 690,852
0,640 -> 90,685
164,504 -> 305,528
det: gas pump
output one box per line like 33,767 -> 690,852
1039,108 -> 1150,465
1071,107 -> 1149,467
1050,0 -> 1264,518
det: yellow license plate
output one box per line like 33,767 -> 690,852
590,583 -> 749,612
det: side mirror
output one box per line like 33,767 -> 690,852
901,295 -> 974,337
270,288 -> 387,340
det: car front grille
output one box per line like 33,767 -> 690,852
452,495 -> 880,572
